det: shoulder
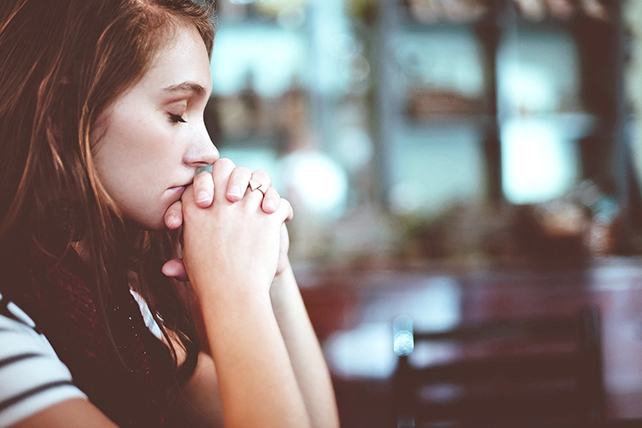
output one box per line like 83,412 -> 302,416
0,294 -> 87,428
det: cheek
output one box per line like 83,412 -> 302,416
122,120 -> 181,164
100,122 -> 176,177
93,131 -> 167,219
114,122 -> 157,155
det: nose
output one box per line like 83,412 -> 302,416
184,121 -> 219,167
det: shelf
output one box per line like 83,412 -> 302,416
511,12 -> 616,30
398,18 -> 497,34
403,114 -> 495,130
397,1 -> 497,31
374,0 -> 622,210
395,1 -> 615,35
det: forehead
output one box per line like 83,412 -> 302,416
140,23 -> 212,94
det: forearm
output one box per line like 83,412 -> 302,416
270,265 -> 340,428
197,282 -> 311,428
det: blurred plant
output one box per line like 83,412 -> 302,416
513,180 -> 621,265
396,181 -> 623,266
398,202 -> 517,264
399,214 -> 448,261
348,0 -> 378,24
254,0 -> 307,17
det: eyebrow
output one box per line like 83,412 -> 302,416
162,82 -> 207,97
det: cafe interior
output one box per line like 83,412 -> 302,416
206,0 -> 642,426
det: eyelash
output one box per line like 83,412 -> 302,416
168,113 -> 186,123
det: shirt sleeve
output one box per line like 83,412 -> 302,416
0,296 -> 87,428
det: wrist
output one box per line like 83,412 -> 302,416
272,260 -> 292,284
270,262 -> 296,301
274,256 -> 292,279
192,273 -> 272,308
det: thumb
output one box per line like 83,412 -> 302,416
161,258 -> 189,281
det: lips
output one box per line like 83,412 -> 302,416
166,175 -> 194,200
173,179 -> 193,189
168,178 -> 194,197
168,185 -> 186,196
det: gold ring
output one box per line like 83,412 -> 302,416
248,179 -> 267,196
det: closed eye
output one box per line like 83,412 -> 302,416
168,113 -> 186,123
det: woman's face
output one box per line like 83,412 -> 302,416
92,24 -> 218,230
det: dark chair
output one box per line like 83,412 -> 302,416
392,306 -> 604,428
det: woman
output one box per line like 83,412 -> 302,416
0,0 -> 339,426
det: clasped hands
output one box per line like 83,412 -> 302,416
160,158 -> 293,289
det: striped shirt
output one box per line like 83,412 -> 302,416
0,291 -> 162,427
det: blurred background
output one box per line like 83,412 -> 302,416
206,0 -> 642,426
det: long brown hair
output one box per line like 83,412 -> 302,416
0,0 -> 214,402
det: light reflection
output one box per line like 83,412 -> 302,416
393,315 -> 414,356
502,119 -> 579,204
281,151 -> 348,217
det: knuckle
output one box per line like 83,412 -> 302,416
234,166 -> 252,177
267,187 -> 280,199
194,171 -> 211,186
251,169 -> 271,182
212,158 -> 235,181
214,157 -> 235,170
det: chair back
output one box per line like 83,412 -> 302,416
392,306 -> 604,428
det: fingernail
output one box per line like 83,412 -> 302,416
196,191 -> 210,203
265,200 -> 276,211
228,185 -> 241,198
167,216 -> 179,228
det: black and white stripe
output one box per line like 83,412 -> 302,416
0,293 -> 86,427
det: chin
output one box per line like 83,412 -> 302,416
126,211 -> 168,232
148,217 -> 170,231
122,202 -> 174,231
